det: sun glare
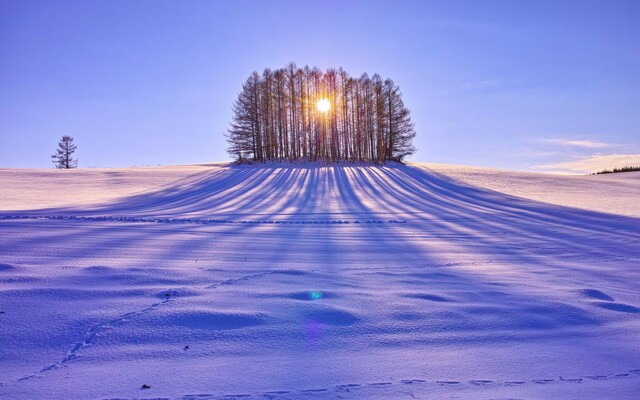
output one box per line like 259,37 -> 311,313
317,98 -> 330,113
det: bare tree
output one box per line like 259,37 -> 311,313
226,64 -> 417,163
51,135 -> 78,169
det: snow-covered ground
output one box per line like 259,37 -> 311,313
1,163 -> 639,399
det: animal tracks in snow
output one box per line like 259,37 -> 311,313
16,269 -> 280,382
17,294 -> 176,381
205,271 -> 279,289
0,215 -> 408,226
176,368 -> 640,399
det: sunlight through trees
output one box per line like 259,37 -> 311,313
227,63 -> 416,163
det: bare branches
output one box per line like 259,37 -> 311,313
227,65 -> 416,163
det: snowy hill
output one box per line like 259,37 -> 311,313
0,163 -> 639,399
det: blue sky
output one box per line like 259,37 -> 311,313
1,0 -> 639,172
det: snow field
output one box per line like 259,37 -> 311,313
0,163 -> 639,399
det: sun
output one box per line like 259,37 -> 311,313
317,98 -> 330,113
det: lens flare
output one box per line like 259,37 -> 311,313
309,291 -> 323,300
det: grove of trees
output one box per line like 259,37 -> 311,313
227,63 -> 416,163
592,166 -> 640,175
51,135 -> 78,169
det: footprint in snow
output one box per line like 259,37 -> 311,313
559,376 -> 583,383
336,383 -> 360,392
469,379 -> 493,385
401,379 -> 426,384
301,388 -> 329,393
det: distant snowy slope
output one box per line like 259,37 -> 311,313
1,162 -> 638,217
0,164 -> 222,211
0,163 -> 639,399
419,163 -> 640,217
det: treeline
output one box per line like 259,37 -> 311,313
227,63 -> 416,163
592,166 -> 640,175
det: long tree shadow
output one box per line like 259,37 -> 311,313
383,164 -> 639,254
4,163 -> 638,254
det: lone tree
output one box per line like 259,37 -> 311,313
227,63 -> 416,163
51,135 -> 78,169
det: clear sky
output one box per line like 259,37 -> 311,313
1,0 -> 639,172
